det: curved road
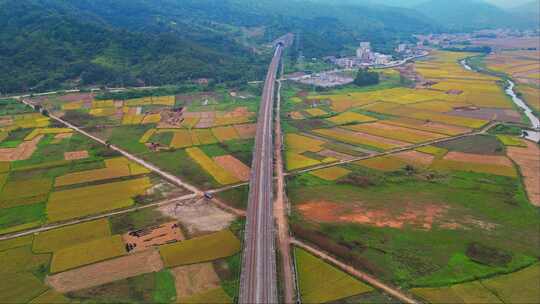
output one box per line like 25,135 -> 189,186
239,44 -> 283,304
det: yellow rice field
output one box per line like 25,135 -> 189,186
304,108 -> 328,117
159,230 -> 240,267
24,128 -> 73,140
194,129 -> 218,145
33,219 -> 111,253
327,112 -> 377,125
47,177 -> 151,222
54,157 -> 138,187
310,167 -> 351,181
313,128 -> 404,151
212,126 -> 239,142
286,152 -> 325,171
345,122 -> 446,144
139,129 -> 157,143
356,156 -> 409,172
186,147 -> 239,185
50,235 -> 125,273
285,134 -> 325,153
170,130 -> 193,148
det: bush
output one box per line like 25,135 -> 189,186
354,69 -> 380,87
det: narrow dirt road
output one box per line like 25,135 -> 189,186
274,78 -> 296,304
291,238 -> 420,304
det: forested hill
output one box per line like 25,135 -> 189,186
0,0 -> 536,94
0,0 -> 270,94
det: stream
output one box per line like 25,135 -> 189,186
461,59 -> 540,142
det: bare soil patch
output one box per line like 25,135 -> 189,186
46,249 -> 163,293
171,262 -> 221,299
59,93 -> 94,102
159,199 -> 236,236
0,135 -> 43,161
51,133 -> 73,144
394,151 -> 435,166
234,123 -> 256,139
64,150 -> 89,161
122,221 -> 184,253
507,141 -> 540,206
213,155 -> 250,181
444,152 -> 513,167
297,200 -> 449,230
195,117 -> 214,128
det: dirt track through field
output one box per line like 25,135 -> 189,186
46,249 -> 164,292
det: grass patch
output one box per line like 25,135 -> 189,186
109,207 -> 173,234
0,203 -> 45,231
435,135 -> 504,155
153,269 -> 177,303
215,185 -> 249,210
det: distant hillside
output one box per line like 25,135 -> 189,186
0,0 -> 441,94
508,0 -> 540,24
415,0 -> 536,30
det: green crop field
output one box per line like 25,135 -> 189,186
295,247 -> 373,303
288,164 -> 540,288
159,230 -> 240,267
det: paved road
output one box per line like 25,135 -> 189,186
291,238 -> 420,304
274,77 -> 296,303
239,44 -> 283,304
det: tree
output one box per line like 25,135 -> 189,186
354,69 -> 379,87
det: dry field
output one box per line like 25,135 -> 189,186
507,141 -> 540,206
0,135 -> 43,161
159,199 -> 236,236
172,262 -> 221,300
122,222 -> 184,253
213,155 -> 250,181
63,150 -> 89,160
47,249 -> 163,292
298,200 -> 450,230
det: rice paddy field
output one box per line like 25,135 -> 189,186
294,247 -> 373,303
281,51 -> 519,173
483,50 -> 540,113
0,98 -> 173,234
28,87 -> 261,190
283,52 -> 540,298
